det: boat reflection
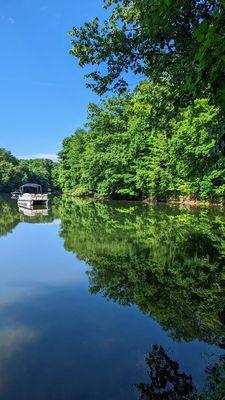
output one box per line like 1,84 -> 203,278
18,206 -> 49,217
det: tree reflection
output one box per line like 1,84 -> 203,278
0,195 -> 55,238
56,197 -> 225,346
202,355 -> 225,400
135,345 -> 198,400
0,196 -> 20,237
135,345 -> 225,400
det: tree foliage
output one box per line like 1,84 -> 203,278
0,149 -> 22,192
59,1 -> 225,199
19,158 -> 56,191
58,80 -> 223,200
0,148 -> 58,193
70,0 -> 225,107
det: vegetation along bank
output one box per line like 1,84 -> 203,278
0,148 -> 59,193
57,0 -> 225,203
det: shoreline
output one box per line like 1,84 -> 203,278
143,198 -> 225,207
1,192 -> 224,207
60,193 -> 225,207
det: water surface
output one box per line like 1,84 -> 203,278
0,195 -> 225,399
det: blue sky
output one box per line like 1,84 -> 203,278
0,0 -> 106,160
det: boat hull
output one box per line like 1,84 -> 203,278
18,194 -> 48,209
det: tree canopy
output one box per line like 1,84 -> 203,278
58,80 -> 224,201
0,148 -> 59,193
70,0 -> 225,107
54,1 -> 225,201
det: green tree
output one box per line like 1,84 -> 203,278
58,129 -> 88,194
58,80 -> 222,201
69,0 -> 225,107
0,148 -> 22,192
0,148 -> 18,164
19,158 -> 55,191
169,98 -> 222,199
0,147 -> 58,193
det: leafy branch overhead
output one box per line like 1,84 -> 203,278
69,0 -> 225,106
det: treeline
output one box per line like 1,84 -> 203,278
56,0 -> 225,201
0,148 -> 59,193
58,81 -> 224,200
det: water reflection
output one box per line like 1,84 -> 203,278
0,196 -> 54,235
0,195 -> 225,398
136,345 -> 225,399
0,196 -> 20,238
56,197 -> 225,347
18,206 -> 49,217
135,345 -> 198,399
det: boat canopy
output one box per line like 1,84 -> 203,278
20,183 -> 42,194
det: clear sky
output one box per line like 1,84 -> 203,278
0,0 -> 106,160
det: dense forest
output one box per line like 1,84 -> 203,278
57,0 -> 225,202
0,148 -> 59,192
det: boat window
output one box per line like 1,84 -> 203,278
20,184 -> 42,194
23,187 -> 39,194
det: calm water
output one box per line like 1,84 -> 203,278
0,195 -> 225,399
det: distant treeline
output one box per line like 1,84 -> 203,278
56,0 -> 225,202
0,148 -> 59,193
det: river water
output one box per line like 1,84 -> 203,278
0,195 -> 225,399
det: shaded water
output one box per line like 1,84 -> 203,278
0,195 -> 225,399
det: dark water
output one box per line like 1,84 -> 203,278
0,195 -> 225,399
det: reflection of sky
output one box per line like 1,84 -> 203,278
0,222 -> 89,303
0,220 -> 224,399
0,325 -> 38,391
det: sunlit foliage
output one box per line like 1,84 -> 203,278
0,148 -> 58,193
70,0 -> 225,108
58,81 -> 223,200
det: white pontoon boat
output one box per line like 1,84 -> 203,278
18,183 -> 48,209
11,190 -> 20,199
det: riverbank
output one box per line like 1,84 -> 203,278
144,198 -> 225,207
60,192 -> 225,207
3,189 -> 224,207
